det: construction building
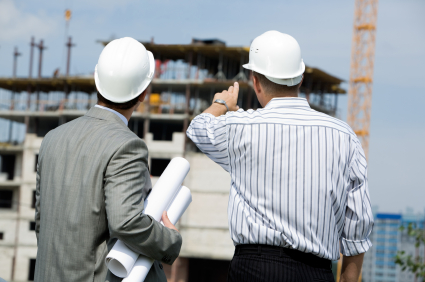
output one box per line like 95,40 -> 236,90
362,211 -> 425,282
0,38 -> 345,282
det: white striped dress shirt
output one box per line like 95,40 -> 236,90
187,97 -> 373,260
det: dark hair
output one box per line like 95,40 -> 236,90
97,92 -> 141,110
252,71 -> 300,96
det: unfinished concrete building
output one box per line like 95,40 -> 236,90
0,38 -> 345,282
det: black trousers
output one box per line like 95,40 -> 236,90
228,245 -> 335,282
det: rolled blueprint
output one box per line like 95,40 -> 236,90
164,186 -> 192,225
144,157 -> 190,220
123,186 -> 192,282
106,240 -> 139,278
106,157 -> 190,278
122,257 -> 154,282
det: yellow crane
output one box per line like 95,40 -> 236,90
337,0 -> 378,281
347,0 -> 379,159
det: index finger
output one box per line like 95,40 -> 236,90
232,82 -> 239,95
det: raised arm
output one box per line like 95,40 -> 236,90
203,82 -> 240,117
104,138 -> 182,265
186,82 -> 240,172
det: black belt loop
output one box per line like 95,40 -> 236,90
279,247 -> 283,258
236,246 -> 240,255
258,245 -> 261,255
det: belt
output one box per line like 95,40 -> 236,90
234,244 -> 332,269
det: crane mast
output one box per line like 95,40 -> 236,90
337,1 -> 379,281
347,0 -> 379,159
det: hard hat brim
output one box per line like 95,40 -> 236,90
242,63 -> 254,72
95,51 -> 156,103
242,61 -> 305,80
265,74 -> 303,86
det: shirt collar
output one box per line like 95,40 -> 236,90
264,97 -> 311,110
94,105 -> 128,126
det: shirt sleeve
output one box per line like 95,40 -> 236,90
340,137 -> 374,256
186,113 -> 229,172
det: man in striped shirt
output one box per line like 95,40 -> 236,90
187,31 -> 373,282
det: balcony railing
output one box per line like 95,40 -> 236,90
0,97 -> 203,115
0,86 -> 339,118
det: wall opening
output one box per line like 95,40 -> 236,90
28,258 -> 36,281
149,120 -> 183,141
0,154 -> 16,180
28,117 -> 59,137
128,119 -> 145,139
0,190 -> 13,208
150,158 -> 171,177
30,221 -> 36,231
32,190 -> 36,209
34,154 -> 39,172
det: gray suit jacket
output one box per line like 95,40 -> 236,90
34,107 -> 182,282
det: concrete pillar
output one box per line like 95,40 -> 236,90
182,85 -> 191,156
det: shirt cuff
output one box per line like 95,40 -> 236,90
340,237 -> 372,256
196,113 -> 216,119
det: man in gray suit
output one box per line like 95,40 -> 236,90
34,37 -> 182,282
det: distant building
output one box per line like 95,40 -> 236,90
362,212 -> 425,282
0,38 -> 345,282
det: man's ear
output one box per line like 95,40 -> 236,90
252,74 -> 262,96
139,89 -> 148,102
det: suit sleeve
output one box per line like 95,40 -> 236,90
104,138 -> 182,265
35,158 -> 41,243
340,138 -> 374,256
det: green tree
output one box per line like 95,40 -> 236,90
395,223 -> 425,279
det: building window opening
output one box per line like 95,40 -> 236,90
32,190 -> 36,209
0,190 -> 13,208
29,221 -> 36,231
28,258 -> 36,281
0,232 -> 3,240
128,119 -> 145,139
0,154 -> 16,180
149,121 -> 183,141
35,154 -> 39,172
28,117 -> 59,137
150,158 -> 171,177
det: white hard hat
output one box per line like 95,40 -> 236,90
94,37 -> 155,103
243,31 -> 305,86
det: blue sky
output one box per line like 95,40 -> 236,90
0,0 -> 424,213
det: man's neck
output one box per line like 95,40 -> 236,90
97,102 -> 133,121
261,93 -> 298,107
